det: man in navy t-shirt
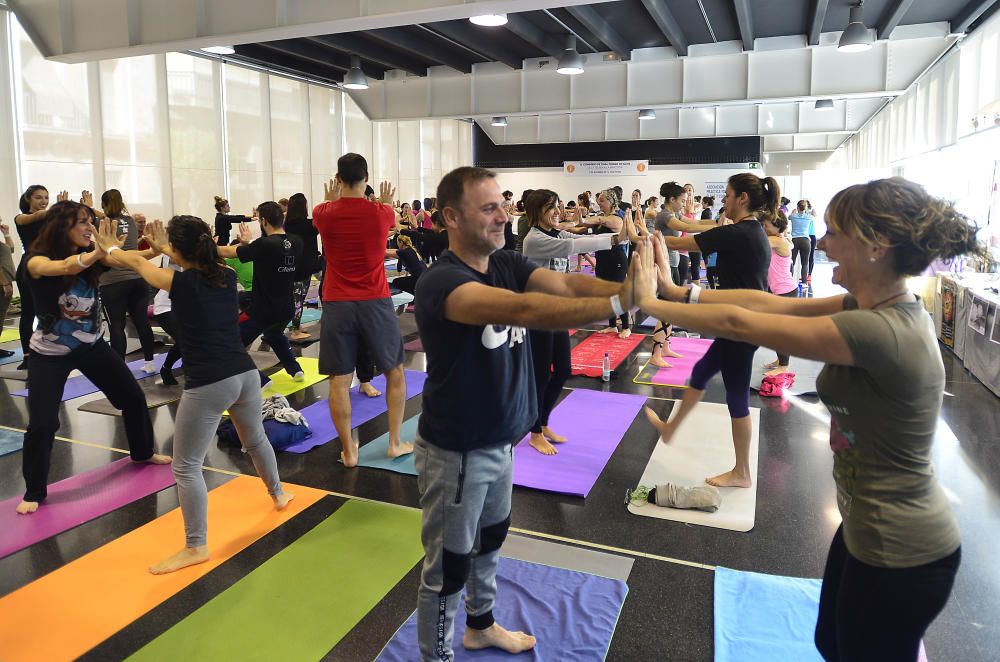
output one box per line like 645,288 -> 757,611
413,167 -> 639,661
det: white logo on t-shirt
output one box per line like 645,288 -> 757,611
481,324 -> 526,350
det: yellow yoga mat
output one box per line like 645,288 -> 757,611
262,356 -> 327,398
0,327 -> 19,343
0,476 -> 326,662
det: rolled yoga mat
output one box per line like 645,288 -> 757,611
632,337 -> 713,387
0,456 -> 176,559
129,500 -> 423,662
13,353 -> 176,401
749,346 -> 823,396
0,476 -> 326,662
570,331 -> 645,377
627,401 -> 760,532
377,556 -> 629,662
714,567 -> 928,662
283,370 -> 428,453
0,427 -> 24,458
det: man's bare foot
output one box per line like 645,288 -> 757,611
644,406 -> 676,444
340,441 -> 359,467
649,355 -> 673,368
359,382 -> 382,398
765,366 -> 790,377
135,453 -> 172,465
289,330 -> 310,341
463,623 -> 536,654
541,426 -> 567,443
15,500 -> 39,514
598,326 -> 618,334
387,442 -> 414,459
762,360 -> 780,371
706,469 -> 752,488
149,546 -> 210,574
273,491 -> 295,510
528,433 -> 557,455
619,328 -> 631,339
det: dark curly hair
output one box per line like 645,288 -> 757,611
166,215 -> 228,287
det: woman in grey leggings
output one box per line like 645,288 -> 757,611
97,215 -> 293,575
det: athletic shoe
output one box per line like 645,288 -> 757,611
142,360 -> 156,373
292,370 -> 305,382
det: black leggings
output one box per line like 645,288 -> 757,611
815,526 -> 960,662
677,255 -> 690,285
528,330 -> 571,433
16,264 -> 34,357
153,311 -> 183,371
791,237 -> 811,284
809,235 -> 817,275
596,248 -> 629,330
775,289 -> 799,366
689,338 -> 756,418
101,278 -> 155,361
689,252 -> 702,282
393,273 -> 421,296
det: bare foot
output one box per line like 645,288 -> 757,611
273,491 -> 295,510
387,442 -> 414,459
541,426 -> 567,443
663,349 -> 684,358
644,406 -> 676,444
706,469 -> 752,488
648,356 -> 673,368
528,433 -> 557,455
16,500 -> 39,514
359,382 -> 382,398
289,330 -> 310,341
598,326 -> 618,334
619,328 -> 631,339
135,453 -> 172,465
340,441 -> 360,468
762,360 -> 780,371
149,546 -> 210,574
463,623 -> 536,654
765,366 -> 790,377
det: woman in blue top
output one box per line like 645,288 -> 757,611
789,200 -> 813,284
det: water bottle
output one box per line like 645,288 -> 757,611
798,282 -> 804,297
602,352 -> 611,382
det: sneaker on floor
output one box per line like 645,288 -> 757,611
142,360 -> 157,373
292,370 -> 305,382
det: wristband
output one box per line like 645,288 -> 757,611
686,284 -> 702,304
76,253 -> 87,267
610,294 -> 625,317
107,246 -> 121,254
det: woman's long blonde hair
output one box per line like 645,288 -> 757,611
396,234 -> 422,261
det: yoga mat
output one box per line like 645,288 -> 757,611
283,370 -> 427,453
78,382 -> 183,416
378,557 -> 628,662
0,476 -> 326,662
632,337 -> 713,387
714,567 -> 928,662
0,427 -> 24,457
403,337 -> 423,351
247,350 -> 279,371
0,457 -> 176,559
391,291 -> 414,308
129,500 -> 423,662
12,352 -> 176,400
749,347 -> 823,396
0,364 -> 28,381
639,315 -> 659,328
289,324 -> 321,345
261,357 -> 327,398
0,327 -> 19,343
570,331 -> 645,377
357,416 -> 421,471
0,346 -> 24,366
513,389 -> 646,498
287,307 -> 322,327
627,401 -> 760,531
501,534 -> 634,582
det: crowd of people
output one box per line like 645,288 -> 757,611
4,155 -> 980,661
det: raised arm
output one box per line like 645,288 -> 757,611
216,222 -> 251,259
98,219 -> 175,291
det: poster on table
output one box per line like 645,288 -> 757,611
940,280 -> 956,347
563,161 -> 649,177
991,305 -> 1000,345
967,296 -> 989,335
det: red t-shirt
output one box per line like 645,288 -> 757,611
313,198 -> 395,301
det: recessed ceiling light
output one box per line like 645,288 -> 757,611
638,109 -> 656,120
470,14 -> 508,27
491,116 -> 508,127
201,46 -> 235,55
814,99 -> 834,111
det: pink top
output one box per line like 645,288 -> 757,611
768,243 -> 797,295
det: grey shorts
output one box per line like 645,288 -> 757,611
319,298 -> 405,377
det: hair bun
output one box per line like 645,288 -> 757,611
214,196 -> 224,203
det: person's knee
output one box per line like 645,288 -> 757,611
440,547 -> 471,596
479,515 -> 511,556
725,391 -> 750,418
386,365 -> 405,385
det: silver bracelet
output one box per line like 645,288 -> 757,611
610,294 -> 625,317
106,246 -> 121,254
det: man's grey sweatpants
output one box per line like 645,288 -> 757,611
415,436 -> 513,662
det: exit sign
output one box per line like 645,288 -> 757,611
749,161 -> 762,169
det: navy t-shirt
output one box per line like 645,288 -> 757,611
415,250 -> 538,452
694,219 -> 770,291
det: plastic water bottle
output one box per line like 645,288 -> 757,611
798,282 -> 804,297
602,352 -> 611,382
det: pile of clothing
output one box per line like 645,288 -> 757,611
217,394 -> 312,451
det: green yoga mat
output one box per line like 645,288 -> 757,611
128,499 -> 423,661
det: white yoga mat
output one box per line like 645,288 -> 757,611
628,401 -> 760,532
749,347 -> 823,396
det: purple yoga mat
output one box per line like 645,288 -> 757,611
13,353 -> 178,401
0,457 -> 176,559
282,370 -> 428,453
513,389 -> 646,497
645,337 -> 713,387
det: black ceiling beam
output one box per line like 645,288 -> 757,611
566,5 -> 632,60
309,34 -> 427,76
808,0 -> 830,45
734,0 -> 754,50
877,0 -> 915,39
424,21 -> 523,70
232,45 -> 346,83
256,40 -> 352,73
365,27 -> 473,73
503,14 -> 563,59
640,0 -> 689,56
953,0 -> 999,33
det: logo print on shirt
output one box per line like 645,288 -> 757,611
481,324 -> 526,350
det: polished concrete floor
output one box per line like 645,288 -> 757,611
0,264 -> 997,661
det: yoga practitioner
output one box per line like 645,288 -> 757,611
583,189 -> 631,338
649,173 -> 777,488
522,189 -> 622,455
633,176 -> 974,662
16,201 -> 170,515
99,189 -> 158,371
789,200 -> 813,285
284,193 -> 322,342
313,153 -> 409,465
761,211 -> 799,375
414,166 -> 639,661
217,202 -> 304,384
151,253 -> 184,385
385,234 -> 426,295
807,200 -> 817,283
0,217 -> 16,358
213,196 -> 249,246
101,217 -> 293,573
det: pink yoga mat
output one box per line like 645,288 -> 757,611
403,338 -> 423,351
0,457 -> 176,559
638,337 -> 713,387
513,389 -> 646,497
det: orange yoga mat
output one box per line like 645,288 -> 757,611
0,475 -> 326,662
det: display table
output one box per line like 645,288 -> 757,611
934,273 -> 1000,397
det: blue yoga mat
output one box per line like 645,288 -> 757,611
0,347 -> 24,367
288,308 -> 322,327
0,427 -> 24,457
378,557 -> 628,661
357,416 -> 421,472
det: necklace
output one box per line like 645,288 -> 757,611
870,291 -> 910,310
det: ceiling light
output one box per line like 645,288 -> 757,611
470,14 -> 508,27
638,109 -> 656,120
838,2 -> 873,53
343,55 -> 369,90
557,35 -> 585,75
201,46 -> 235,55
814,99 -> 834,111
491,116 -> 508,127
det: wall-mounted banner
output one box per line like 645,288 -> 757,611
704,182 -> 727,201
563,160 -> 650,176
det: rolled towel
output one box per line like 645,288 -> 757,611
650,483 -> 722,512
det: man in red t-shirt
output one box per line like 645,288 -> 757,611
312,153 -> 409,466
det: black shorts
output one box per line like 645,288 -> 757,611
319,298 -> 405,377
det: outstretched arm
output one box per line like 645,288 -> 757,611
97,219 -> 174,291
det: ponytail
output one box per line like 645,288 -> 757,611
761,177 -> 780,220
727,173 -> 781,218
